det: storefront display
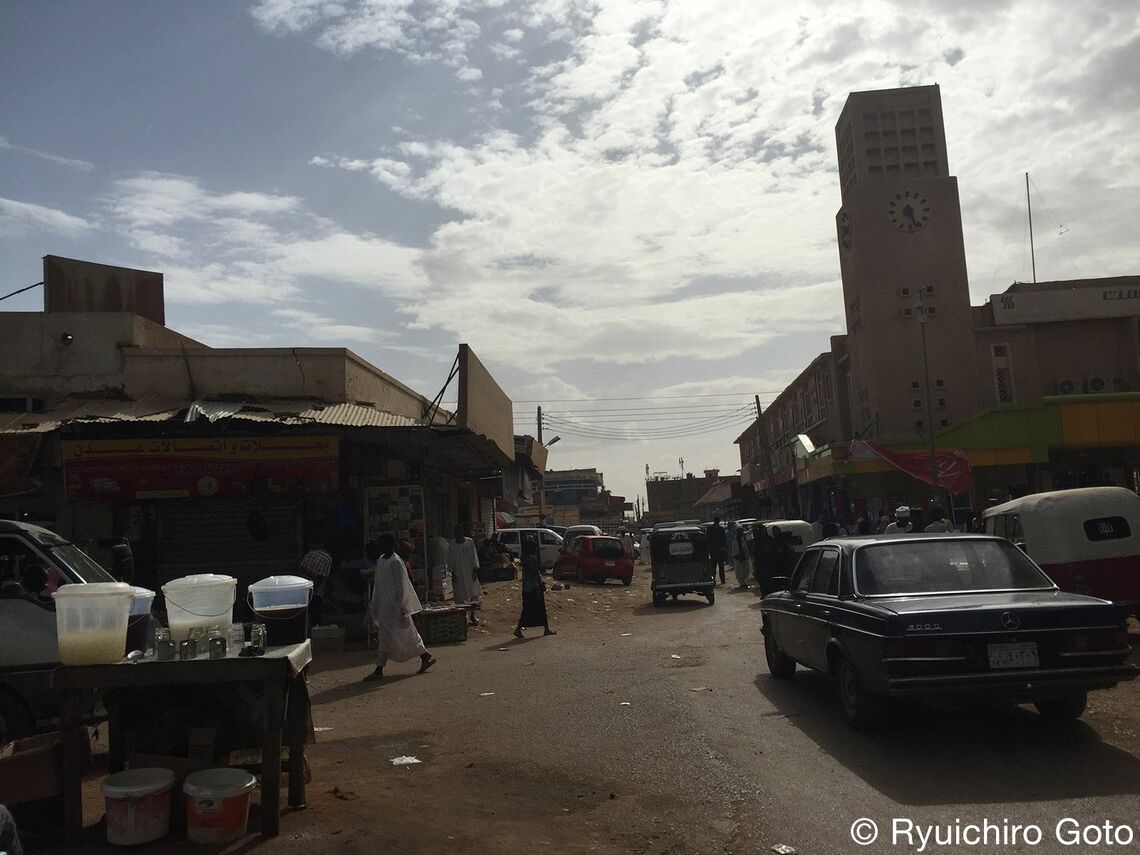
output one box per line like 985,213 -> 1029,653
363,482 -> 429,598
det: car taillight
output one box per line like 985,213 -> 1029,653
883,638 -> 965,659
1058,628 -> 1129,654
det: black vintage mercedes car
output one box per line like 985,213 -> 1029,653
760,535 -> 1137,730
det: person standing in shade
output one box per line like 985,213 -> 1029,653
751,524 -> 779,594
924,508 -> 953,532
728,520 -> 750,589
706,516 -> 727,585
447,524 -> 482,626
884,506 -> 914,535
514,534 -> 555,638
364,536 -> 436,681
299,537 -> 333,625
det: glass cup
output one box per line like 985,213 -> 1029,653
250,623 -> 267,654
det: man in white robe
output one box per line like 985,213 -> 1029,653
365,536 -> 436,680
447,524 -> 482,625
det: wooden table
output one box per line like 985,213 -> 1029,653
55,641 -> 312,843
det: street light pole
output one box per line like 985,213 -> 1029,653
916,292 -> 939,506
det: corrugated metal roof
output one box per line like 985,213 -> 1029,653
0,396 -> 422,433
0,395 -> 184,434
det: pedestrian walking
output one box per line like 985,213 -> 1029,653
875,514 -> 890,534
364,536 -> 436,681
447,524 -> 482,625
514,534 -> 555,638
770,525 -> 797,577
728,520 -> 750,589
707,516 -> 727,585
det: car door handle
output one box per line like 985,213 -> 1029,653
821,609 -> 831,618
794,603 -> 803,610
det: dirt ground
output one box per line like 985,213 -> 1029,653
39,564 -> 1140,853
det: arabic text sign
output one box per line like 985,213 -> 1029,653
62,436 -> 339,500
990,285 -> 1140,325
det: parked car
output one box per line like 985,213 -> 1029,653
491,528 -> 563,569
543,525 -> 568,539
983,487 -> 1140,612
760,534 -> 1137,730
1,520 -> 119,742
562,525 -> 603,550
553,536 -> 634,586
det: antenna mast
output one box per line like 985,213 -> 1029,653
1026,172 -> 1037,284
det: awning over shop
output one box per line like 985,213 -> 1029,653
849,440 -> 971,494
0,434 -> 42,498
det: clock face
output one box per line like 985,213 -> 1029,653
887,190 -> 931,233
838,209 -> 852,250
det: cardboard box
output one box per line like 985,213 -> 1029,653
310,625 -> 345,655
0,730 -> 90,805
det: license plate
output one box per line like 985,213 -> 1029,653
605,560 -> 615,567
669,542 -> 694,556
987,642 -> 1039,669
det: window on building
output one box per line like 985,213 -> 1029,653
937,398 -> 947,408
926,306 -> 937,316
902,307 -> 913,318
915,419 -> 925,430
911,380 -> 921,390
935,379 -> 945,388
940,418 -> 949,427
913,399 -> 923,409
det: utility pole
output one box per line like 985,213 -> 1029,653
536,405 -> 545,525
916,291 -> 940,506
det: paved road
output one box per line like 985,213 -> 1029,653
270,571 -> 1140,854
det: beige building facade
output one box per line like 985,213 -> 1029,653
739,86 -> 1140,520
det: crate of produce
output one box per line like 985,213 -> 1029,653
413,607 -> 468,645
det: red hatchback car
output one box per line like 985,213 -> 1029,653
553,536 -> 634,586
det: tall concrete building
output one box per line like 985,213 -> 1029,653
835,84 -> 981,439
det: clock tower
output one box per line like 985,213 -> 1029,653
835,84 -> 980,440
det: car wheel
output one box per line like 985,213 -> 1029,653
706,588 -> 715,605
835,655 -> 885,731
0,690 -> 35,745
1034,691 -> 1088,721
575,565 -> 583,584
762,619 -> 796,679
621,577 -> 631,587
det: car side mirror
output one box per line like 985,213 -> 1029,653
768,576 -> 790,592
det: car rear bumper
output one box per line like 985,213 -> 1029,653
886,663 -> 1138,697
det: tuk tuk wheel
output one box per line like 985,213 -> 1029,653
652,592 -> 666,607
705,587 -> 715,605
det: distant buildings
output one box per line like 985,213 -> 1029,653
738,85 -> 1140,524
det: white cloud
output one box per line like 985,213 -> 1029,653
0,197 -> 93,238
101,173 -> 427,304
502,28 -> 524,42
0,136 -> 94,172
456,66 -> 484,81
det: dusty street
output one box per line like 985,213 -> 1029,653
69,565 -> 1140,854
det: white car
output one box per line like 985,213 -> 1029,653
562,525 -> 603,550
491,528 -> 563,569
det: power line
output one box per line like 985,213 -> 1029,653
0,281 -> 43,303
545,404 -> 754,429
507,392 -> 769,402
544,413 -> 756,441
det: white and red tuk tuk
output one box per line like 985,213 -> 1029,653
983,487 -> 1140,610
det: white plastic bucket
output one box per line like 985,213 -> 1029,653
53,582 -> 133,665
102,767 -> 175,846
162,575 -> 237,642
184,768 -> 256,844
247,575 -> 313,611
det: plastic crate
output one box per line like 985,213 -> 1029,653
413,608 -> 469,645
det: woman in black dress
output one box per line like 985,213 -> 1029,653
514,534 -> 556,638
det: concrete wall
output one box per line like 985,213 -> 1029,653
0,311 -> 202,398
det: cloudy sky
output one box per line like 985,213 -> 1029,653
2,0 -> 1138,505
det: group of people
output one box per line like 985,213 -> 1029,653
705,516 -> 799,594
299,523 -> 555,683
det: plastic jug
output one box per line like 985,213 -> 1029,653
162,575 -> 236,642
53,582 -> 133,665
